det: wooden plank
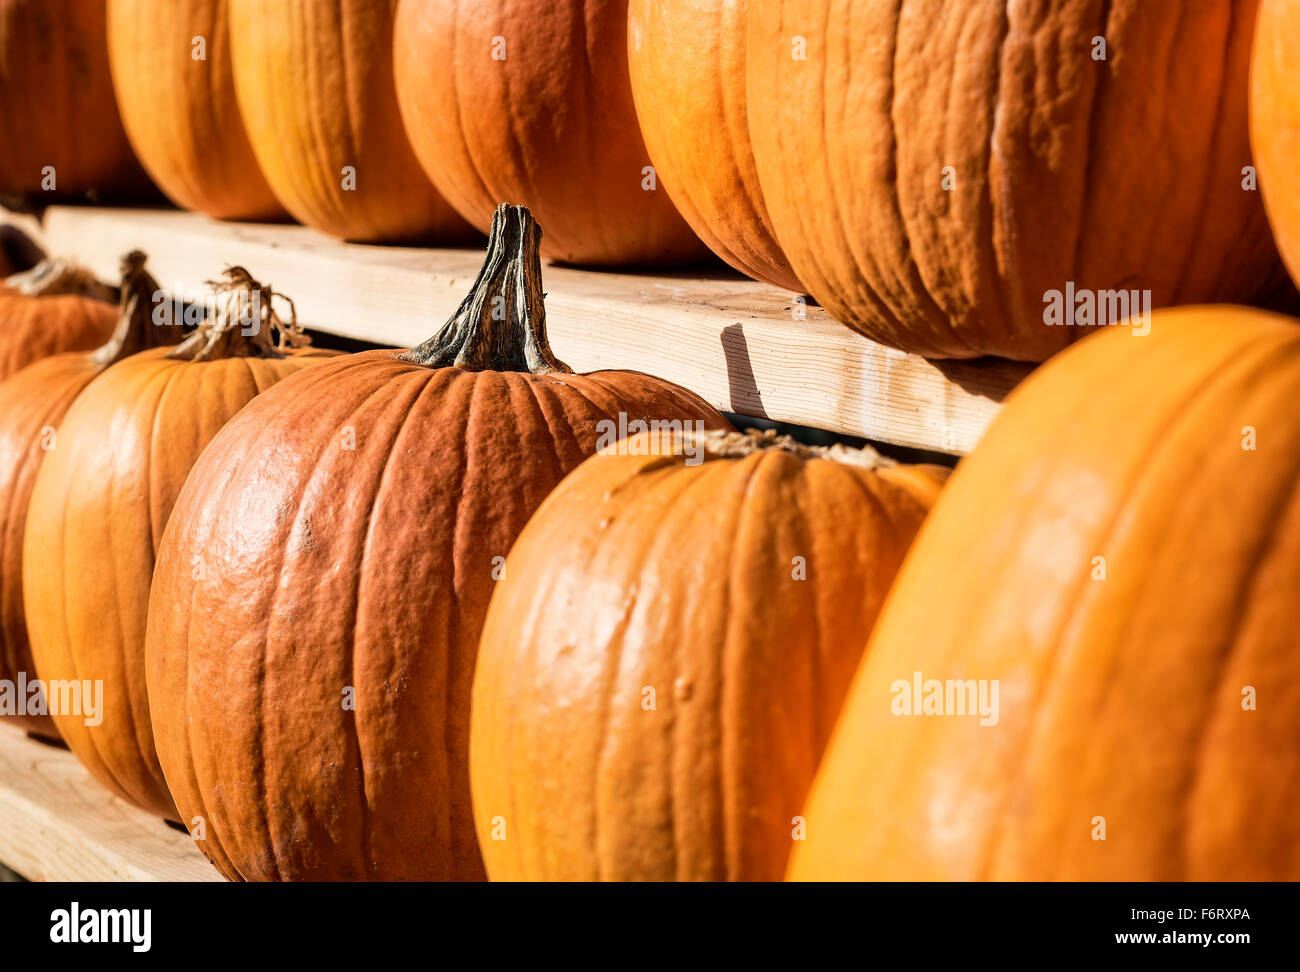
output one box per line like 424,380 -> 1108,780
0,727 -> 219,882
39,206 -> 1031,454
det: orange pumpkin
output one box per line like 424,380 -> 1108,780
747,0 -> 1282,361
628,0 -> 803,292
0,260 -> 119,381
0,252 -> 181,739
227,0 -> 473,242
145,206 -> 730,879
470,429 -> 945,880
24,269 -> 333,819
0,0 -> 149,200
1252,0 -> 1300,288
789,306 -> 1300,880
394,0 -> 707,266
107,0 -> 285,220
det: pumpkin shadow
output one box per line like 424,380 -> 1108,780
721,323 -> 766,419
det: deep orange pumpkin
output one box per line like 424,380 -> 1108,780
627,0 -> 803,292
227,0 -> 473,242
394,0 -> 708,266
107,0 -> 285,220
0,0 -> 149,200
789,307 -> 1300,880
1252,0 -> 1300,288
23,271 -> 334,819
0,252 -> 181,739
747,0 -> 1282,361
470,429 -> 944,880
144,206 -> 731,880
0,260 -> 119,381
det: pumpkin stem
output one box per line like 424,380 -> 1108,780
673,428 -> 899,469
167,266 -> 311,362
398,204 -> 572,374
5,257 -> 116,303
90,251 -> 185,368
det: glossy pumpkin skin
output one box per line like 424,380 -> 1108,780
145,354 -> 730,880
0,0 -> 148,199
1253,0 -> 1300,287
789,307 -> 1300,881
471,431 -> 945,880
748,0 -> 1280,361
24,345 -> 330,819
108,0 -> 284,220
628,0 -> 802,292
0,292 -> 117,381
394,0 -> 707,266
228,0 -> 473,242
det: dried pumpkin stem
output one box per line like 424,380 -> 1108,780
90,251 -> 184,367
684,428 -> 898,469
399,204 -> 572,374
168,266 -> 310,362
5,256 -> 116,303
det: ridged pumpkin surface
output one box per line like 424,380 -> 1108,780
789,307 -> 1300,880
394,0 -> 707,266
145,357 -> 730,880
108,0 -> 284,220
747,0 -> 1281,361
628,0 -> 802,292
471,431 -> 944,880
0,0 -> 147,199
0,292 -> 117,380
1252,0 -> 1300,287
228,0 -> 472,242
0,254 -> 180,740
24,333 -> 331,820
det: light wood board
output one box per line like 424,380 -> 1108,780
37,206 -> 1030,454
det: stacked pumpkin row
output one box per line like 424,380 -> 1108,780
5,0 -> 1300,363
2,0 -> 1300,883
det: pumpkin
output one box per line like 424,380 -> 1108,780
144,205 -> 731,880
0,260 -> 120,381
627,0 -> 803,292
470,428 -> 945,880
746,0 -> 1282,361
0,251 -> 181,740
227,0 -> 473,242
0,0 -> 149,200
23,269 -> 333,819
789,306 -> 1300,881
393,0 -> 707,266
107,0 -> 285,221
1252,0 -> 1300,288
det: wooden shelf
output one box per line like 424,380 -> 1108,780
0,727 -> 219,882
17,205 -> 1031,454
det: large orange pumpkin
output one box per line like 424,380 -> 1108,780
144,206 -> 730,880
470,429 -> 945,880
789,306 -> 1300,880
227,0 -> 473,242
1252,0 -> 1300,288
394,0 -> 707,266
23,270 -> 333,819
0,0 -> 149,200
0,260 -> 119,380
747,0 -> 1282,361
107,0 -> 285,220
627,0 -> 802,292
0,252 -> 181,739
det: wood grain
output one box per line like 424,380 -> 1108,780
0,727 -> 219,882
38,206 -> 1032,454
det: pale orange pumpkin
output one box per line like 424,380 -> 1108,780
0,252 -> 181,739
24,270 -> 334,819
790,306 -> 1300,880
470,428 -> 945,880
